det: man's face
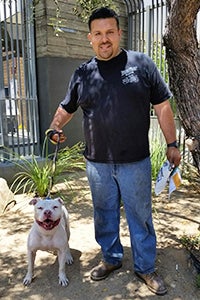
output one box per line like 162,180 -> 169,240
88,18 -> 122,61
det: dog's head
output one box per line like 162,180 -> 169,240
30,198 -> 64,230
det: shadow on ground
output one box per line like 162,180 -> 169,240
0,172 -> 200,300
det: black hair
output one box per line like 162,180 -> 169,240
88,7 -> 119,30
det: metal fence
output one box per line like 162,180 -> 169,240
0,0 -> 40,161
124,0 -> 168,78
124,0 -> 192,163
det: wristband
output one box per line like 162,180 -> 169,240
167,141 -> 178,148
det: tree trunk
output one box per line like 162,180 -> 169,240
163,0 -> 200,172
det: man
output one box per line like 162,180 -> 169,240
47,7 -> 181,295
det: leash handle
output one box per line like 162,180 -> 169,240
45,128 -> 63,145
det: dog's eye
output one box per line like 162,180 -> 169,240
53,206 -> 58,209
37,207 -> 43,210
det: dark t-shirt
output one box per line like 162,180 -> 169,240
60,49 -> 172,163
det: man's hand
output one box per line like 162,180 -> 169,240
166,147 -> 181,167
45,129 -> 66,144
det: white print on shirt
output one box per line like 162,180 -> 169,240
121,66 -> 139,85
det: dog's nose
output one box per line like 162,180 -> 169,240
44,210 -> 51,217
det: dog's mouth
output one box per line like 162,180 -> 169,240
36,218 -> 61,230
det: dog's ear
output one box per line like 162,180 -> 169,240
29,198 -> 38,205
56,197 -> 64,205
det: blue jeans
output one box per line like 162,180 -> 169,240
86,157 -> 156,274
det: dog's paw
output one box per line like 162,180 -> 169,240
66,253 -> 73,265
23,274 -> 32,285
59,273 -> 69,287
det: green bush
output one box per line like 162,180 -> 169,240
150,139 -> 166,180
9,140 -> 85,197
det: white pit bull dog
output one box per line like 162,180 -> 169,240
23,198 -> 73,286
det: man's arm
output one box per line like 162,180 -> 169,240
50,106 -> 74,130
48,106 -> 74,143
153,100 -> 181,167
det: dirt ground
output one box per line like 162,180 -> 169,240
0,171 -> 200,300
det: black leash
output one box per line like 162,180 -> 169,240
46,133 -> 60,199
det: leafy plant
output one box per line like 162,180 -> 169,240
56,142 -> 85,173
9,140 -> 85,198
180,234 -> 200,251
47,0 -> 118,35
11,155 -> 54,197
73,0 -> 118,22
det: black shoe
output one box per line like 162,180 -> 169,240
135,271 -> 167,295
90,261 -> 122,281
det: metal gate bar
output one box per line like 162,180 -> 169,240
0,0 -> 40,161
